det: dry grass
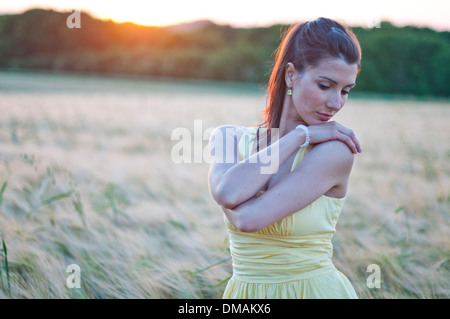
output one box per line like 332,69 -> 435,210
0,70 -> 448,298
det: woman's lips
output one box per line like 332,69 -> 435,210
317,112 -> 333,121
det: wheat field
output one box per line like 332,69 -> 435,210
0,70 -> 448,299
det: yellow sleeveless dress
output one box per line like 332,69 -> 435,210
222,127 -> 358,299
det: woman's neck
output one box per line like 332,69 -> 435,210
278,100 -> 306,137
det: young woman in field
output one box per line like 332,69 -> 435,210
208,17 -> 362,298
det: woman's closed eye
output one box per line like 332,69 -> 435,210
318,83 -> 330,90
319,82 -> 351,96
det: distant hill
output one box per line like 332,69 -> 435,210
0,8 -> 449,97
168,20 -> 216,33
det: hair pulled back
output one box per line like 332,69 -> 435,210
263,17 -> 362,129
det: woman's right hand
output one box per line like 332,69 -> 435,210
307,121 -> 362,154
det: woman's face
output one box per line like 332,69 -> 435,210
285,58 -> 359,125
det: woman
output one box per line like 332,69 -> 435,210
208,17 -> 362,299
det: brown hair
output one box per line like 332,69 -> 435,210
262,17 -> 362,129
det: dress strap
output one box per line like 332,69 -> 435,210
256,127 -> 260,152
256,127 -> 271,153
290,145 -> 312,171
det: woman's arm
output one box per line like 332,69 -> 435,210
222,140 -> 355,232
208,122 -> 361,210
208,125 -> 307,209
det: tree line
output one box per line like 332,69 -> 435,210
1,8 -> 449,97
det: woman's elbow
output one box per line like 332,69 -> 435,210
222,205 -> 260,233
212,184 -> 240,209
235,219 -> 259,233
230,209 -> 261,233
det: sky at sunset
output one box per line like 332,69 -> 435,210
1,0 -> 449,31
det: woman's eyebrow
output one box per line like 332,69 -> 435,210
318,76 -> 355,88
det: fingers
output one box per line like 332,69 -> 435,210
309,121 -> 362,154
338,132 -> 360,154
335,124 -> 362,154
351,132 -> 362,153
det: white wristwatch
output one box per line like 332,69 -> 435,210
296,124 -> 310,148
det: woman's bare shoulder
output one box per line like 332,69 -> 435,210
307,140 -> 355,170
311,139 -> 355,154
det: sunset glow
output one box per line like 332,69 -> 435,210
1,0 -> 450,31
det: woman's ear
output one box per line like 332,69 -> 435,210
284,62 -> 297,88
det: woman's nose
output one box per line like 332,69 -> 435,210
326,92 -> 342,111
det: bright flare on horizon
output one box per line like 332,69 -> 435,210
0,0 -> 450,30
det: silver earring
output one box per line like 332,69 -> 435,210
287,88 -> 293,96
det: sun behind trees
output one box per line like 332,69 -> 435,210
0,8 -> 449,97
